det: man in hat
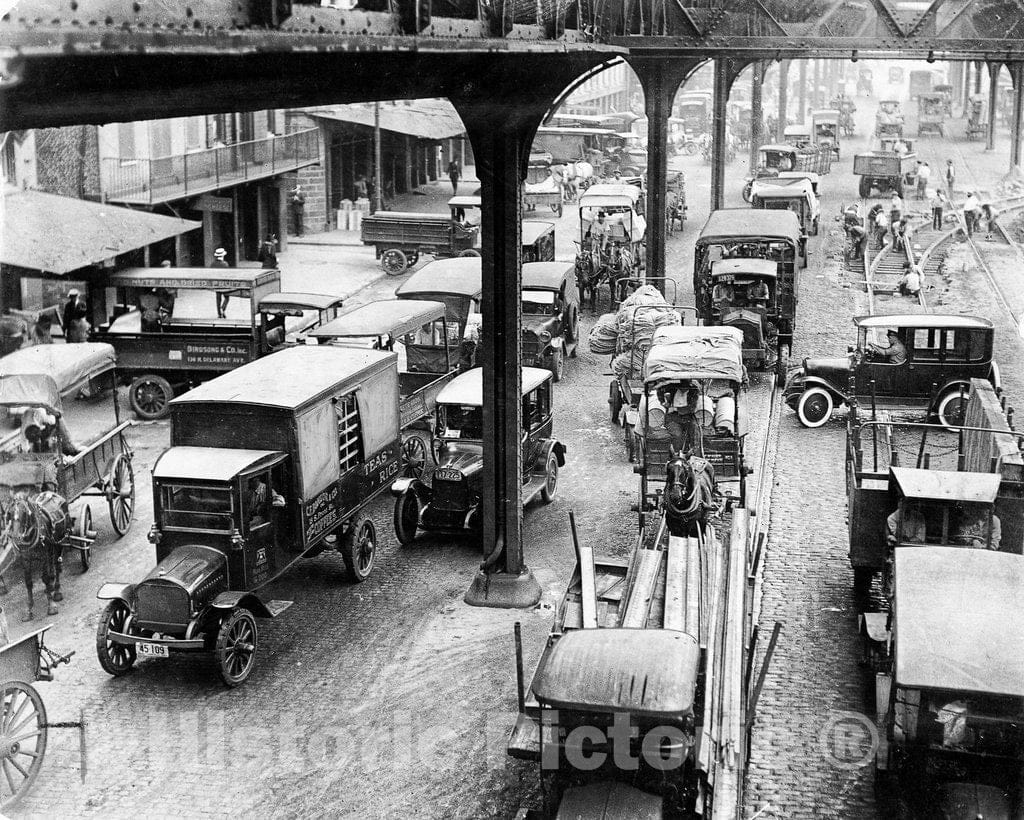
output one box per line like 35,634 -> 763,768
868,329 -> 907,364
61,289 -> 89,342
212,247 -> 230,318
289,184 -> 306,236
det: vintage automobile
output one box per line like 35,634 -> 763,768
933,83 -> 954,116
917,91 -> 947,137
94,266 -> 291,420
521,221 -> 556,263
360,208 -> 479,275
694,208 -> 802,373
674,90 -> 713,134
702,258 -> 783,373
95,345 -> 403,686
750,175 -> 820,239
0,343 -> 135,571
854,148 -> 918,197
864,547 -> 1024,817
532,125 -> 617,167
395,257 -> 482,368
636,325 -> 749,516
257,292 -> 346,351
783,123 -> 813,148
784,314 -> 1000,428
908,69 -> 939,100
521,262 -> 580,381
523,157 -> 564,218
308,298 -> 459,475
875,100 -> 905,138
858,67 -> 874,96
811,109 -> 841,158
742,143 -> 832,201
390,367 -> 565,545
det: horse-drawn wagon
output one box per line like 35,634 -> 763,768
523,155 -> 564,218
309,298 -> 459,475
635,325 -> 748,523
360,209 -> 479,275
875,100 -> 905,138
390,367 -> 564,546
95,345 -> 403,686
0,343 -> 135,598
917,91 -> 947,136
575,183 -> 646,310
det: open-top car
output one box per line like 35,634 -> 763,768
864,547 -> 1024,817
95,345 -> 403,686
390,367 -> 565,546
785,315 -> 999,428
521,262 -> 580,382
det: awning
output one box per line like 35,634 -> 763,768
1,190 -> 201,275
307,99 -> 466,141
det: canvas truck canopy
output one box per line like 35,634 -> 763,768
396,258 -> 483,300
153,447 -> 284,482
894,547 -> 1024,697
436,366 -> 551,407
784,124 -> 812,139
257,293 -> 345,314
854,314 -> 992,331
643,325 -> 745,384
579,183 -> 643,209
752,177 -> 815,199
310,300 -> 446,341
812,109 -> 840,123
890,468 -> 1001,505
521,221 -> 555,246
533,629 -> 699,720
522,262 -> 574,291
697,209 -> 803,246
0,342 -> 117,413
711,259 -> 778,280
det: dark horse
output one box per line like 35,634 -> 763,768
2,492 -> 66,620
664,449 -> 717,538
575,249 -> 606,312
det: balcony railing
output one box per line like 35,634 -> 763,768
103,128 -> 319,205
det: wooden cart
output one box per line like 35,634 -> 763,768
360,211 -> 479,275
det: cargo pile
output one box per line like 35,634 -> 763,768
587,285 -> 681,376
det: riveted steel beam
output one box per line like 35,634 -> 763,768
711,56 -> 749,211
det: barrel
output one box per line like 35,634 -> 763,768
715,395 -> 736,434
695,395 -> 715,428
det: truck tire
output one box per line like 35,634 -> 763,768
129,375 -> 174,421
394,490 -> 420,546
796,387 -> 834,428
381,248 -> 408,276
459,249 -> 481,258
341,516 -> 376,582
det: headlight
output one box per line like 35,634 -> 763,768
539,331 -> 552,343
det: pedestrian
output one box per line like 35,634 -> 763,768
899,261 -> 921,297
257,233 -> 279,269
289,184 -> 306,236
890,191 -> 903,243
160,259 -> 173,268
963,191 -> 979,236
212,247 -> 231,319
354,175 -> 368,201
61,289 -> 89,342
930,188 -> 945,230
945,159 -> 956,196
916,161 -> 930,199
981,202 -> 999,240
874,207 -> 889,248
447,158 -> 461,195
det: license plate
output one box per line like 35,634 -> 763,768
138,642 -> 169,658
435,468 -> 462,482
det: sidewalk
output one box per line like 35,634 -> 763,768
287,167 -> 480,248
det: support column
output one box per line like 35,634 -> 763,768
634,58 -> 698,287
750,60 -> 764,169
812,59 -> 821,112
963,61 -> 972,111
797,59 -> 807,123
974,61 -> 984,95
778,59 -> 791,139
987,62 -> 1001,150
711,59 -> 730,211
1011,63 -> 1024,169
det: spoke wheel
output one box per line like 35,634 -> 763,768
215,608 -> 258,688
394,491 -> 420,546
541,451 -> 559,503
0,682 -> 47,810
129,375 -> 173,421
381,248 -> 408,276
401,434 -> 427,479
96,600 -> 136,676
108,454 -> 135,537
74,504 -> 92,572
341,516 -> 376,582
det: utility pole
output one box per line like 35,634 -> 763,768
374,101 -> 384,213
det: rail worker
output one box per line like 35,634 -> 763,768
898,262 -> 921,297
916,161 -> 931,199
847,224 -> 868,264
889,192 -> 904,243
930,188 -> 945,230
945,159 -> 956,196
874,208 -> 889,248
868,329 -> 907,364
962,191 -> 980,236
981,202 -> 998,240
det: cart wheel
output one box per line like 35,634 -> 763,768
129,375 -> 174,421
540,450 -> 559,503
214,608 -> 258,688
548,347 -> 564,383
341,516 -> 376,582
96,599 -> 136,676
401,433 -> 427,479
107,454 -> 135,537
459,249 -> 481,258
75,504 -> 92,572
405,251 -> 419,268
609,382 -> 623,426
381,249 -> 408,276
0,681 -> 47,810
393,490 -> 420,546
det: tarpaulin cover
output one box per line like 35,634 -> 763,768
0,342 -> 117,411
643,325 -> 744,384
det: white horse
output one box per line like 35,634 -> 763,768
554,161 -> 594,202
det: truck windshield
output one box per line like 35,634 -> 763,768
161,484 -> 235,531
